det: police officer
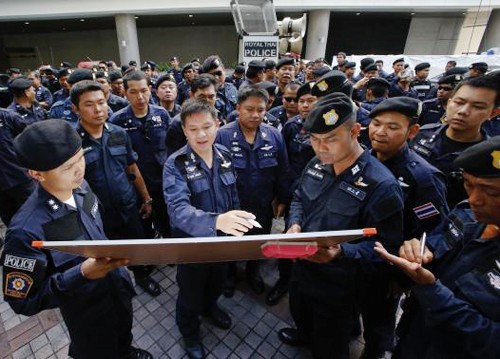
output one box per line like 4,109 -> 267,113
94,71 -> 129,112
156,73 -> 181,118
7,77 -> 47,124
366,97 -> 448,358
40,66 -> 60,94
352,62 -> 379,102
468,61 -> 488,78
411,62 -> 433,100
411,75 -> 498,208
272,57 -> 296,108
419,74 -> 463,125
375,60 -> 389,78
109,71 -> 125,98
7,67 -> 21,80
268,81 -> 301,127
389,68 -> 419,99
110,70 -> 171,241
352,57 -> 375,83
375,136 -> 500,359
0,108 -> 35,227
164,100 -> 257,359
264,59 -> 277,83
72,80 -> 160,297
166,74 -> 219,156
240,60 -> 265,88
216,86 -> 291,297
52,68 -> 72,103
341,61 -> 356,83
200,55 -> 238,123
225,64 -> 245,90
360,77 -> 390,112
385,58 -> 405,83
177,63 -> 196,105
1,119 -> 152,359
27,70 -> 53,110
278,93 -> 404,359
167,56 -> 184,84
266,81 -> 318,306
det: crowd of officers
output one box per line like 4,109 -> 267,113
0,52 -> 499,359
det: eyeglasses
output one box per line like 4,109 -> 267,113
284,97 -> 297,103
438,86 -> 453,91
210,71 -> 224,77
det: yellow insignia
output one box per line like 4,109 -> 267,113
491,150 -> 500,169
317,80 -> 328,92
323,109 -> 339,126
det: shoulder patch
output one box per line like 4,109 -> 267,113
413,202 -> 440,220
5,272 -> 34,299
4,255 -> 37,272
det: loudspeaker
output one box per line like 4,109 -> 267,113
278,13 -> 307,37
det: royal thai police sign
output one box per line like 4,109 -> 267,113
241,36 -> 279,65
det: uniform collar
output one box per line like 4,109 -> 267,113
234,122 -> 271,149
76,122 -> 109,141
338,149 -> 370,181
37,183 -> 88,214
372,144 -> 410,167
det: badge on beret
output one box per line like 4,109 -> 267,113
317,80 -> 328,92
5,272 -> 34,298
323,109 -> 339,126
487,271 -> 500,291
491,151 -> 500,169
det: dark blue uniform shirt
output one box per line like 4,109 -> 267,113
410,79 -> 434,100
110,104 -> 170,189
177,80 -> 191,105
215,82 -> 238,123
34,85 -> 53,108
419,98 -> 446,125
52,88 -> 69,104
394,201 -> 500,359
7,100 -> 47,125
107,93 -> 128,113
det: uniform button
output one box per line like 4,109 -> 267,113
410,162 -> 416,167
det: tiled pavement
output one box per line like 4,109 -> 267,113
0,221 -> 365,359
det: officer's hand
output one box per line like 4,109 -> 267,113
399,238 -> 433,265
80,257 -> 130,280
353,77 -> 369,90
304,244 -> 342,264
374,242 -> 436,285
286,224 -> 301,234
216,210 -> 255,236
139,202 -> 153,219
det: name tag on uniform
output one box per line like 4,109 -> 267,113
413,145 -> 431,157
306,168 -> 324,180
339,181 -> 366,201
187,171 -> 203,181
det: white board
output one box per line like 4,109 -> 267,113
32,228 -> 376,265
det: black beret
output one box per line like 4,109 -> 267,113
9,77 -> 33,91
392,58 -> 404,65
201,55 -> 223,73
248,60 -> 265,70
367,77 -> 391,89
234,65 -> 245,74
276,57 -> 296,69
265,60 -> 277,70
155,73 -> 176,89
42,67 -> 55,74
128,60 -> 137,66
445,66 -> 468,76
414,62 -> 431,72
108,71 -> 123,83
312,66 -> 331,77
146,60 -> 158,69
14,119 -> 82,171
60,62 -> 73,68
469,62 -> 488,73
304,92 -> 354,134
311,70 -> 351,97
369,97 -> 422,123
57,68 -> 72,79
67,69 -> 94,85
140,62 -> 152,71
7,67 -> 21,74
363,63 -> 378,72
360,57 -> 375,71
438,74 -> 463,86
343,61 -> 356,69
258,81 -> 277,96
94,71 -> 109,81
454,137 -> 500,178
297,81 -> 316,99
182,63 -> 194,74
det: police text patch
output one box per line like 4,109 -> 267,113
4,255 -> 37,272
5,272 -> 34,299
340,181 -> 366,201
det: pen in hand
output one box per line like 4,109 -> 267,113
419,232 -> 427,261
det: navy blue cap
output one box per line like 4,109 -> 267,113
67,69 -> 94,85
182,63 -> 194,74
14,119 -> 82,171
277,57 -> 296,69
363,63 -> 378,72
234,65 -> 245,74
297,81 -> 316,99
438,74 -> 463,86
415,62 -> 431,72
9,77 -> 33,91
367,77 -> 390,89
343,61 -> 356,69
360,57 -> 375,71
304,92 -> 354,134
392,58 -> 404,65
248,60 -> 265,70
140,62 -> 152,71
155,73 -> 176,89
454,137 -> 500,177
258,81 -> 277,96
57,68 -> 72,79
312,66 -> 331,77
108,71 -> 123,83
7,68 -> 21,74
201,55 -> 223,73
369,97 -> 422,123
311,70 -> 351,97
469,62 -> 488,73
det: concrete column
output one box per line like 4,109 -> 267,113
454,7 -> 492,55
404,16 -> 463,55
305,10 -> 330,60
479,9 -> 500,53
115,14 -> 140,66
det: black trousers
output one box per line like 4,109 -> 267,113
176,263 -> 227,340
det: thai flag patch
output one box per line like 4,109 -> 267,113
413,202 -> 440,220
